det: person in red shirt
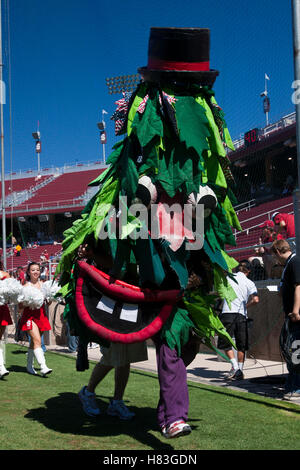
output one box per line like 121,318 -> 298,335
16,266 -> 26,285
272,212 -> 295,239
254,220 -> 284,279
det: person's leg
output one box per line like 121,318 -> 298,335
113,364 -> 130,400
0,326 -> 9,377
28,323 -> 52,376
41,333 -> 47,352
87,363 -> 113,393
79,362 -> 113,417
106,364 -> 135,420
218,314 -> 239,374
0,325 -> 5,341
156,341 -> 189,429
27,322 -> 42,349
237,350 -> 245,370
227,315 -> 247,380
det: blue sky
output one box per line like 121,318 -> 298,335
1,0 -> 295,172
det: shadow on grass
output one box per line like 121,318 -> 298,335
187,381 -> 300,415
24,391 -> 177,450
132,369 -> 300,416
7,364 -> 53,379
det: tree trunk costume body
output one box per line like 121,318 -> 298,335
56,28 -> 241,429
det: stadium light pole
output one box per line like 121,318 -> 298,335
105,74 -> 140,95
0,0 -> 6,269
97,110 -> 107,164
292,0 -> 300,254
260,75 -> 270,127
32,126 -> 41,175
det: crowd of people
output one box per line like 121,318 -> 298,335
246,211 -> 295,281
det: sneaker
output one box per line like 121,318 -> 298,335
165,420 -> 192,438
0,366 -> 9,379
283,391 -> 300,401
161,425 -> 167,436
78,386 -> 101,417
106,399 -> 135,420
227,369 -> 244,381
223,367 -> 236,379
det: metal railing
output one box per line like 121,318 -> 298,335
229,111 -> 296,152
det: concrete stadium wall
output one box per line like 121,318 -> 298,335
247,287 -> 285,362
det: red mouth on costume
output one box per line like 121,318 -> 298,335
75,261 -> 181,344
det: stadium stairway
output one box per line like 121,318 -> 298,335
4,244 -> 62,271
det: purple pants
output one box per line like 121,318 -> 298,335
154,336 -> 198,429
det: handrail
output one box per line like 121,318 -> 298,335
236,202 -> 294,234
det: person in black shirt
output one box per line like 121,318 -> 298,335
271,239 -> 300,399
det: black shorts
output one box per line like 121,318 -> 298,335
217,313 -> 249,352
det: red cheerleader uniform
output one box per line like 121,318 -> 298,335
19,304 -> 51,332
0,304 -> 12,326
0,273 -> 12,326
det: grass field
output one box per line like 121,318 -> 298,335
1,343 -> 300,451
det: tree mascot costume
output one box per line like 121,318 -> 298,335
56,27 -> 241,435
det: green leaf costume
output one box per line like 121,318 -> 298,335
55,63 -> 241,359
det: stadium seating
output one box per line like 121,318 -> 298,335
18,169 -> 103,210
4,243 -> 62,271
228,195 -> 294,261
0,175 -> 50,196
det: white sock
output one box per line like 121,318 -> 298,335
238,362 -> 244,371
230,358 -> 239,370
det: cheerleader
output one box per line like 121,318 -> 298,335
0,263 -> 12,378
18,262 -> 52,376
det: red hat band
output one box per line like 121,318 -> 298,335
147,57 -> 210,72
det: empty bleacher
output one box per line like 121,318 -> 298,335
0,175 -> 50,196
6,167 -> 105,215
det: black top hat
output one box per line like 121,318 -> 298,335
138,27 -> 219,87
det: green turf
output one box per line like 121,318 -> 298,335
0,343 -> 300,450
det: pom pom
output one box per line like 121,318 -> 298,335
0,278 -> 24,305
41,280 -> 60,302
21,285 -> 44,309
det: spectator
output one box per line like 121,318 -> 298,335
217,262 -> 259,381
248,258 -> 265,281
16,266 -> 26,285
18,262 -> 52,376
253,220 -> 283,279
0,263 -> 11,378
76,241 -> 148,421
14,244 -> 22,257
272,212 -> 295,239
271,239 -> 300,399
40,263 -> 49,281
